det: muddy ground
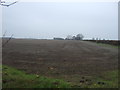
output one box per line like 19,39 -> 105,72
2,39 -> 118,84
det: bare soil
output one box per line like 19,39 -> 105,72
2,39 -> 118,84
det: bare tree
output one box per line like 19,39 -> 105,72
72,36 -> 76,40
1,0 -> 18,47
2,34 -> 13,47
0,0 -> 18,7
75,34 -> 84,40
2,31 -> 14,47
66,35 -> 73,40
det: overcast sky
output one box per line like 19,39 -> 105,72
2,2 -> 118,40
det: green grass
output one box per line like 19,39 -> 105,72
73,70 -> 119,88
2,65 -> 71,88
2,65 -> 119,88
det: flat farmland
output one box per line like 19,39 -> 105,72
2,39 -> 118,84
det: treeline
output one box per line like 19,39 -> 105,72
54,34 -> 84,40
84,40 -> 120,46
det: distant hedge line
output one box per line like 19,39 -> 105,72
84,40 -> 120,46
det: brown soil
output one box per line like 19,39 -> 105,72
2,39 -> 118,84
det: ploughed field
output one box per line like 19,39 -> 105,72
2,39 -> 118,84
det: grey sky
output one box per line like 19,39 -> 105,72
2,2 -> 118,40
